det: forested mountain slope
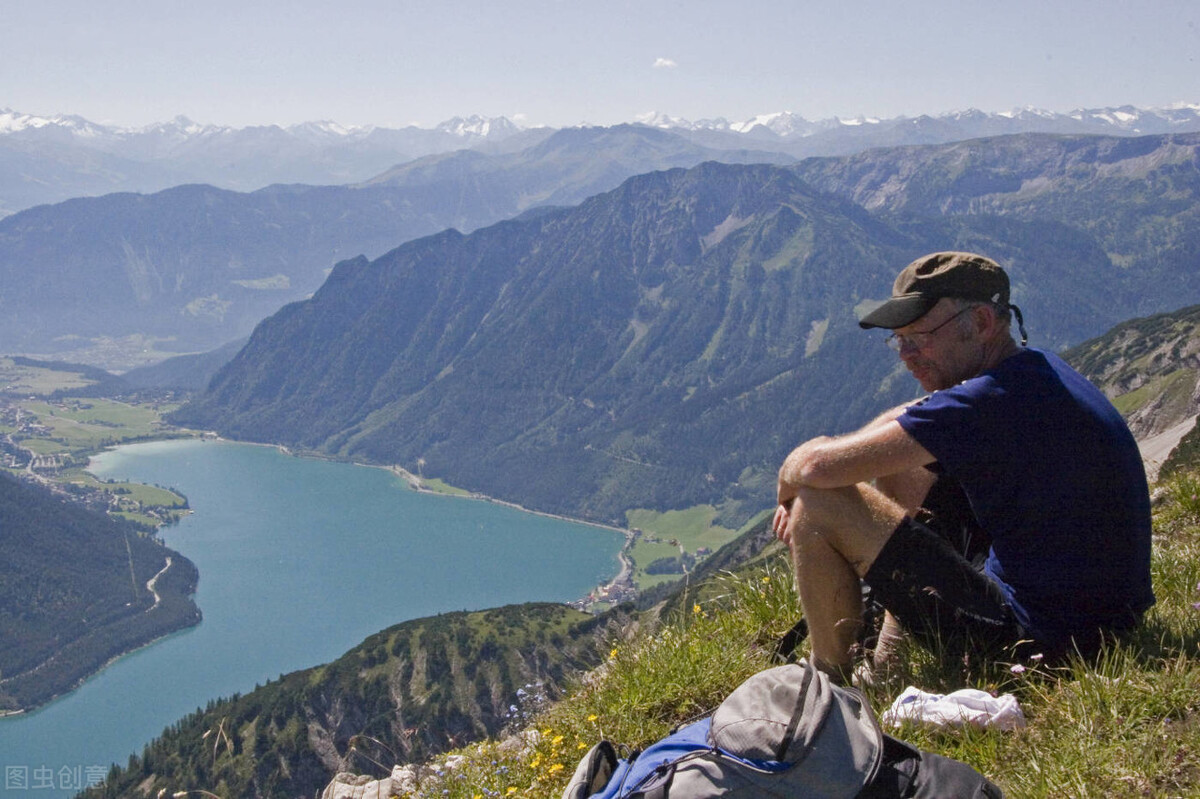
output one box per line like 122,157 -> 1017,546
794,132 -> 1200,317
0,472 -> 199,711
0,126 -> 785,359
172,135 -> 1196,524
1064,303 -> 1200,479
172,162 -> 922,523
81,603 -> 629,799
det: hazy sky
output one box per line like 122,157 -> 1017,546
3,0 -> 1198,129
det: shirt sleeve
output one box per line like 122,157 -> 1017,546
897,379 -> 992,475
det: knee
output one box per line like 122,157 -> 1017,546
785,485 -> 852,554
789,484 -> 859,531
787,484 -> 900,575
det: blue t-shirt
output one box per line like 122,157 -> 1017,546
897,347 -> 1155,645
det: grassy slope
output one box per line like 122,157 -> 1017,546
78,604 -> 630,799
389,472 -> 1200,799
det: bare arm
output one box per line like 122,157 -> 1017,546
771,408 -> 936,542
860,402 -> 915,433
837,401 -> 937,509
777,419 -> 934,499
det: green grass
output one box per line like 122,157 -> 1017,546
627,539 -> 682,589
58,468 -> 189,526
1111,368 -> 1197,417
0,357 -> 96,395
65,468 -> 186,506
389,472 -> 1200,799
5,395 -> 191,525
625,505 -> 736,549
20,437 -> 70,455
419,477 -> 474,497
18,398 -> 167,451
625,505 -> 739,589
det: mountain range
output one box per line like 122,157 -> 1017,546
171,131 -> 1200,526
0,110 -> 543,216
81,290 -> 1200,797
7,102 -> 1200,797
6,118 -> 1200,369
0,125 -> 787,363
4,103 -> 1199,217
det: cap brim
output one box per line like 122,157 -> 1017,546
858,294 -> 938,330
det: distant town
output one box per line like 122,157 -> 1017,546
0,392 -> 189,525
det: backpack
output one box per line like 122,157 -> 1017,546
561,660 -> 1003,799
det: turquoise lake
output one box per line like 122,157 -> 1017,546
0,439 -> 623,798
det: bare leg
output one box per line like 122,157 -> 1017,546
873,611 -> 906,669
788,501 -> 864,678
874,467 -> 937,515
784,483 -> 907,678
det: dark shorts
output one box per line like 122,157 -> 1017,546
864,482 -> 1029,662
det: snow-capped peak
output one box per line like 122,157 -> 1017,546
3,102 -> 1199,155
729,111 -> 813,136
0,108 -> 108,137
434,115 -> 520,138
635,111 -> 692,129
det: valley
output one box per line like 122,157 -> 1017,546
4,111 -> 1200,796
0,351 -> 741,749
0,357 -> 190,524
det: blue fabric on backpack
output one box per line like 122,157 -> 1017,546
589,719 -> 711,799
589,717 -> 796,798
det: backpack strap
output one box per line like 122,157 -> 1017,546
771,617 -> 809,663
627,764 -> 674,799
776,657 -> 816,760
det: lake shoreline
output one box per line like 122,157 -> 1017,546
0,616 -> 201,720
195,434 -> 638,606
94,433 -> 636,607
384,463 -> 638,603
0,549 -> 202,717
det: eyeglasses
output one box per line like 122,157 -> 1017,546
885,307 -> 972,351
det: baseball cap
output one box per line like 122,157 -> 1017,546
858,251 -> 1010,330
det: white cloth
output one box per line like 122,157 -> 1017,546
881,686 -> 1026,731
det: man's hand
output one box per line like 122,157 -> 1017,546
774,436 -> 831,546
772,502 -> 793,544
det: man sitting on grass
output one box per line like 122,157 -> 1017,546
773,251 -> 1155,682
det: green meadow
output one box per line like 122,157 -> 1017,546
625,505 -> 739,589
0,356 -> 96,395
2,358 -> 190,525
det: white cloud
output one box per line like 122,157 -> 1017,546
652,57 -> 678,69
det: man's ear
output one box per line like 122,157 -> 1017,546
973,302 -> 999,337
